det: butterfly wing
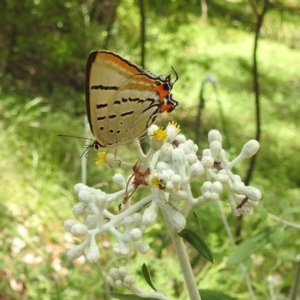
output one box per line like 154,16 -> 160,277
86,50 -> 142,147
105,74 -> 173,146
86,50 -> 178,148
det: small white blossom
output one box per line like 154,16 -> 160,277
119,266 -> 128,277
64,219 -> 76,232
73,202 -> 88,216
188,161 -> 204,180
71,224 -> 88,237
208,129 -> 222,144
67,243 -> 86,260
143,202 -> 157,227
176,133 -> 186,144
123,274 -> 135,286
172,148 -> 185,165
201,156 -> 214,169
86,243 -> 100,262
108,268 -> 119,280
210,141 -> 222,158
245,186 -> 262,201
113,174 -> 126,188
135,242 -> 150,254
241,140 -> 260,158
129,228 -> 142,241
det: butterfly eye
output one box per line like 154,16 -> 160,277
93,141 -> 101,150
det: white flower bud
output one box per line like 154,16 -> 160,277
202,149 -> 211,156
159,143 -> 173,162
157,171 -> 169,185
178,143 -> 190,154
122,216 -> 133,227
129,228 -> 142,241
246,199 -> 258,207
201,181 -> 212,193
210,141 -> 222,158
78,190 -> 92,204
186,153 -> 198,165
156,161 -> 170,171
211,181 -> 223,194
245,186 -> 262,201
71,224 -> 88,237
67,244 -> 85,260
172,148 -> 185,164
131,213 -> 142,226
202,191 -> 211,200
72,202 -> 87,216
209,192 -> 219,201
167,210 -> 186,230
64,219 -> 76,232
113,174 -> 126,188
119,266 -> 128,277
214,170 -> 228,183
233,175 -> 242,182
208,130 -> 222,144
241,140 -> 259,158
86,244 -> 100,263
232,181 -> 245,194
114,279 -> 123,288
74,183 -> 87,194
113,243 -> 121,255
176,134 -> 186,144
193,144 -> 199,153
84,215 -> 97,229
165,169 -> 175,178
109,279 -> 115,287
188,161 -> 204,180
201,156 -> 214,169
120,246 -> 131,256
171,174 -> 182,190
185,140 -> 195,152
108,268 -> 119,279
123,275 -> 135,286
240,205 -> 253,216
135,242 -> 150,254
143,203 -> 157,227
164,181 -> 174,192
94,191 -> 108,210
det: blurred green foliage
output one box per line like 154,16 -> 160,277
0,0 -> 300,299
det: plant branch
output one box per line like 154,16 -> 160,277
161,209 -> 201,300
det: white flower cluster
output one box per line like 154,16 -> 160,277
65,125 -> 261,264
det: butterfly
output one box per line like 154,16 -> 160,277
85,50 -> 179,150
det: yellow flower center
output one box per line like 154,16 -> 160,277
96,152 -> 107,165
153,127 -> 167,141
149,175 -> 159,188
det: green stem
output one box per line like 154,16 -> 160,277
161,209 -> 201,300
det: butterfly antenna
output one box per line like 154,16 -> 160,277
57,134 -> 94,142
171,66 -> 179,85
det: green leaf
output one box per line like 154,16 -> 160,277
178,228 -> 214,263
111,293 -> 157,300
142,263 -> 157,291
227,227 -> 278,266
199,289 -> 238,300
